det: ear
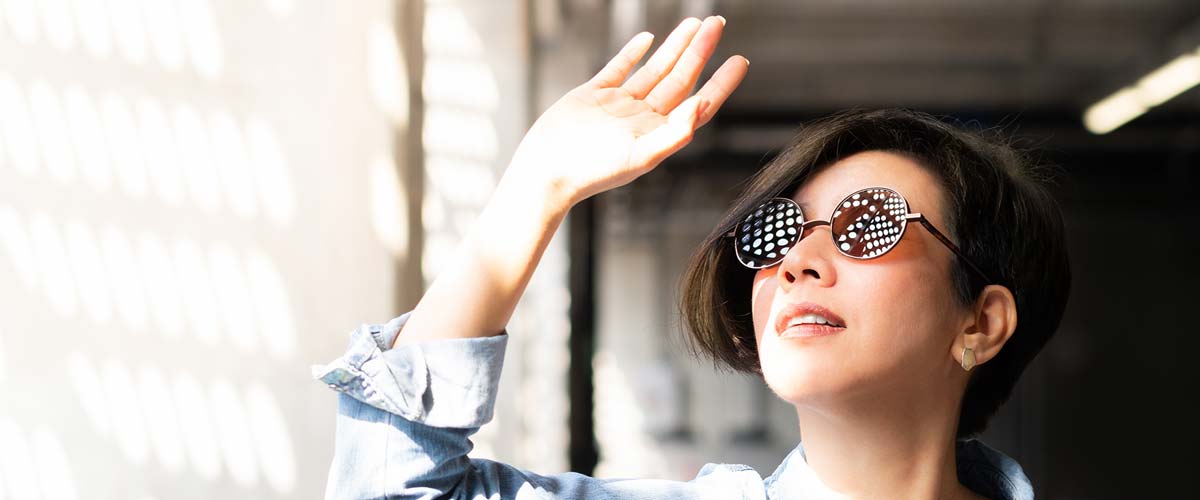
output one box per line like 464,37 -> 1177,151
953,284 -> 1018,370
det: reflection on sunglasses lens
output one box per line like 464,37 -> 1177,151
830,188 -> 907,259
734,188 -> 914,268
735,198 -> 800,268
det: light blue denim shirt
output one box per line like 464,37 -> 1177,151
314,312 -> 1034,500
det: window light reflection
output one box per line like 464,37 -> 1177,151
29,79 -> 77,182
174,238 -> 222,344
0,328 -> 5,385
101,225 -> 149,332
179,0 -> 223,80
0,418 -> 42,499
64,85 -> 114,191
73,0 -> 113,58
31,428 -> 80,500
136,233 -> 186,338
107,0 -> 148,65
138,365 -> 187,472
368,155 -> 409,259
423,108 -> 498,161
367,22 -> 408,127
3,0 -> 41,44
423,4 -> 485,57
423,60 -> 499,111
0,2 -> 392,496
172,372 -> 222,480
0,205 -> 38,288
173,103 -> 223,212
263,0 -> 293,16
0,74 -> 40,175
65,220 -> 114,324
246,382 -> 297,492
100,91 -> 149,197
135,96 -> 185,205
246,248 -> 296,359
209,109 -> 258,219
38,0 -> 75,51
30,213 -> 78,316
102,359 -> 151,465
211,378 -> 260,486
142,0 -> 186,71
246,115 -> 295,225
210,242 -> 259,353
67,352 -> 112,436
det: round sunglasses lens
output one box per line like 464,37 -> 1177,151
735,198 -> 801,268
829,188 -> 908,259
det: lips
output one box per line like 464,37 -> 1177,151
774,302 -> 847,338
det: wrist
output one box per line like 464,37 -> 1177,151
497,161 -> 576,220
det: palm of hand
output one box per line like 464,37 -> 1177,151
507,17 -> 748,207
514,86 -> 669,202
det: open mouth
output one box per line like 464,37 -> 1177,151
775,303 -> 846,338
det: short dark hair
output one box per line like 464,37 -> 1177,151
678,108 -> 1072,438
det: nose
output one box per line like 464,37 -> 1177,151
776,219 -> 837,289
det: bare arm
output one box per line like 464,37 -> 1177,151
392,171 -> 568,347
393,16 -> 747,348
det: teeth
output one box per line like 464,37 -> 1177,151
791,313 -> 837,327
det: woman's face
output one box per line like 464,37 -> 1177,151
751,150 -> 971,407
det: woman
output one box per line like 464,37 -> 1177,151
315,16 -> 1070,500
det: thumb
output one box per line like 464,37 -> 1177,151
667,94 -> 707,131
630,95 -> 707,169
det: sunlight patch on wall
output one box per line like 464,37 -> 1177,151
367,21 -> 408,127
0,1 -> 401,497
368,154 -> 409,260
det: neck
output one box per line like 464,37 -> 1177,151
792,376 -> 981,500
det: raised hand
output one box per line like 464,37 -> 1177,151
395,17 -> 746,348
507,16 -> 749,208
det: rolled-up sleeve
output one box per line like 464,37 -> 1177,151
312,313 -> 765,500
312,312 -> 508,499
313,312 -> 508,428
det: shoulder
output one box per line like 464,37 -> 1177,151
457,458 -> 769,500
693,462 -> 768,500
955,438 -> 1035,500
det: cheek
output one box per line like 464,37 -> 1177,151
854,266 -> 961,364
750,270 -> 777,342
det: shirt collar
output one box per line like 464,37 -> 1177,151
763,438 -> 1034,500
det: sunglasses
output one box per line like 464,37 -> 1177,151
728,187 -> 992,282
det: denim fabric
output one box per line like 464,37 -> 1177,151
314,313 -> 1034,500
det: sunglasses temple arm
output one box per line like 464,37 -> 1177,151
906,214 -> 993,283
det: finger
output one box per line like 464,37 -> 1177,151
629,95 -> 705,169
694,55 -> 749,127
620,17 -> 703,98
643,16 -> 725,114
590,31 -> 655,88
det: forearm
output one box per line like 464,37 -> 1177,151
393,165 -> 572,348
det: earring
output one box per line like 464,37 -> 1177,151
961,346 -> 976,372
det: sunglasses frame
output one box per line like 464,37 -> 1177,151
726,187 -> 993,283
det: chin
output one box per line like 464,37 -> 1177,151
759,349 -> 843,405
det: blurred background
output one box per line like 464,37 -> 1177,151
0,0 -> 1196,499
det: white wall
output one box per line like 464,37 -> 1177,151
0,1 -> 414,498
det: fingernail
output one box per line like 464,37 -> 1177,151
715,15 -> 727,26
743,57 -> 750,68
